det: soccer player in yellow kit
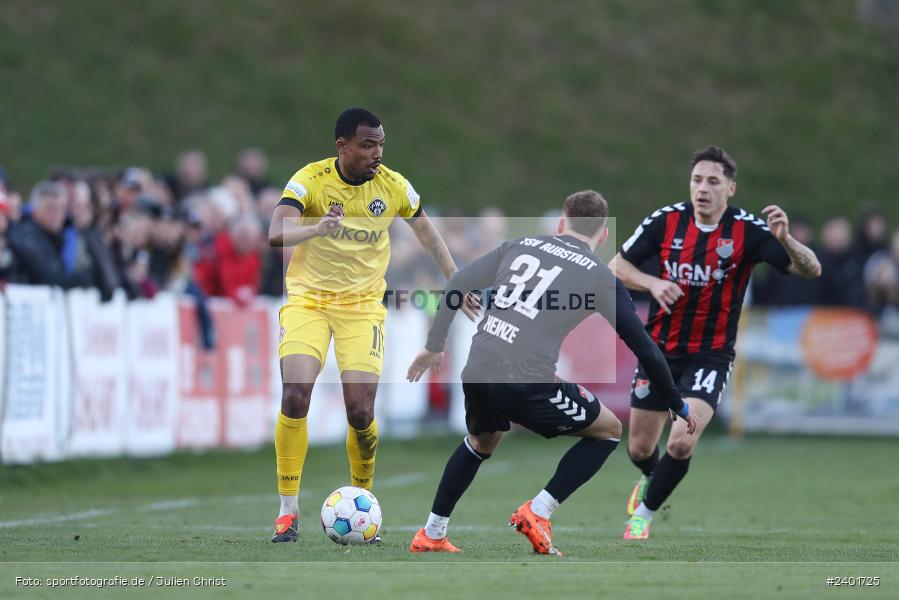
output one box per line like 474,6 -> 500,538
267,107 -> 475,543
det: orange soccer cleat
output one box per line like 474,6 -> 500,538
409,528 -> 461,553
508,501 -> 563,556
271,514 -> 298,543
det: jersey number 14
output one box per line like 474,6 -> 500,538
692,369 -> 718,394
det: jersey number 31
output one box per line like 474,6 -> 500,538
493,254 -> 563,320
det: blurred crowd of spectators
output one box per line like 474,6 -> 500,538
1,152 -> 896,326
0,149 -> 287,310
751,207 -> 899,323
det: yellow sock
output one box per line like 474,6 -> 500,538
347,419 -> 378,490
275,413 -> 308,497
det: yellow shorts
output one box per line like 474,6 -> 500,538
278,297 -> 386,375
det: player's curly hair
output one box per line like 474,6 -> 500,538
691,145 -> 737,179
335,107 -> 382,140
563,190 -> 608,237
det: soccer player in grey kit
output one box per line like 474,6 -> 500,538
405,190 -> 696,556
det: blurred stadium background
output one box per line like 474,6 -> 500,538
1,1 -> 898,597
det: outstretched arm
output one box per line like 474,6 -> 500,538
406,209 -> 479,320
406,209 -> 457,279
407,245 -> 505,382
762,205 -> 822,278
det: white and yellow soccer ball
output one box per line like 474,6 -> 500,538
320,486 -> 382,545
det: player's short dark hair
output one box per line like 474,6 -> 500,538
562,190 -> 608,237
335,107 -> 382,140
691,145 -> 737,179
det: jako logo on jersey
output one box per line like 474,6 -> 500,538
368,198 -> 387,216
634,378 -> 650,399
327,226 -> 383,244
716,238 -> 734,258
663,260 -> 712,283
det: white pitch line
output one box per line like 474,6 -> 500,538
141,499 -> 201,511
0,508 -> 118,529
377,472 -> 428,487
0,470 -> 430,530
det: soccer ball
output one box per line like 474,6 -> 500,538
320,486 -> 382,545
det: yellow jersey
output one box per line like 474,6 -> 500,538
279,157 -> 422,304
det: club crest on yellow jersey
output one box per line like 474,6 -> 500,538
367,198 -> 387,216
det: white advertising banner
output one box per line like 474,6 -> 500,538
306,344 -> 352,445
125,293 -> 179,456
218,300 -> 272,449
1,285 -> 68,463
379,308 -> 429,437
447,314 -> 481,434
66,289 -> 128,457
267,297 -> 283,440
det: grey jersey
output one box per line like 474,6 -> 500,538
426,234 -> 683,410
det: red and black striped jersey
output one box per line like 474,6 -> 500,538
620,203 -> 791,357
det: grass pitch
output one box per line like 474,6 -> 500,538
1,433 -> 897,598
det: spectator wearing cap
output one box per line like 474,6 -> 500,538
146,202 -> 187,289
7,182 -> 93,289
112,210 -> 156,299
114,167 -> 145,214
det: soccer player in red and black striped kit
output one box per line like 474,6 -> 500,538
610,146 -> 821,539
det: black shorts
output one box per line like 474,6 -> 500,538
630,351 -> 734,412
462,379 -> 601,439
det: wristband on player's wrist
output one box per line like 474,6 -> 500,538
676,404 -> 689,419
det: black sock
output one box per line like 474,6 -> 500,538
544,438 -> 619,504
431,437 -> 490,517
642,452 -> 691,511
630,445 -> 660,478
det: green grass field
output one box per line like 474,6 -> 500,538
2,433 -> 897,598
1,1 -> 897,224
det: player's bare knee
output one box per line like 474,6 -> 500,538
667,437 -> 695,460
346,405 -> 374,430
281,383 -> 311,418
467,432 -> 501,455
628,438 -> 656,461
605,412 -> 623,440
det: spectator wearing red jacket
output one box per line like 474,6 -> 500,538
195,213 -> 263,305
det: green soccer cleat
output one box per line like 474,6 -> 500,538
626,476 -> 649,517
623,515 -> 651,540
